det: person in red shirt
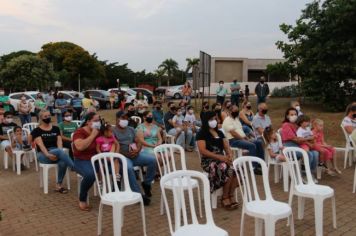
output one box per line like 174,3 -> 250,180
73,112 -> 101,211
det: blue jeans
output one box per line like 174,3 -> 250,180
242,125 -> 253,136
283,142 -> 319,171
127,152 -> 156,193
229,138 -> 265,167
167,128 -> 193,148
74,159 -> 96,202
19,114 -> 31,126
38,148 -> 74,184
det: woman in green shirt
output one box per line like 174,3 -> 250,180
34,93 -> 47,121
58,110 -> 78,159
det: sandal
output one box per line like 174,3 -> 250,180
229,195 -> 240,208
55,187 -> 68,194
221,197 -> 235,210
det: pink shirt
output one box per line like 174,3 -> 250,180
95,135 -> 116,152
281,122 -> 298,143
312,129 -> 324,145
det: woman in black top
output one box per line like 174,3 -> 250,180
196,111 -> 238,210
31,110 -> 74,193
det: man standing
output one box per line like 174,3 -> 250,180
252,103 -> 272,139
254,76 -> 270,105
216,80 -> 228,105
70,93 -> 83,120
230,79 -> 241,105
0,90 -> 10,112
113,111 -> 156,205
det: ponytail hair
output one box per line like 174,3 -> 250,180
81,112 -> 97,128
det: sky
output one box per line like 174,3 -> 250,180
0,0 -> 311,72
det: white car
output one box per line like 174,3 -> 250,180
165,85 -> 183,99
8,91 -> 39,113
58,90 -> 84,104
108,88 -> 147,104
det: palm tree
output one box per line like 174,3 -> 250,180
185,58 -> 200,73
154,68 -> 165,87
158,58 -> 179,87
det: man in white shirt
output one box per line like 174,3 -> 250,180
252,103 -> 272,138
222,105 -> 265,174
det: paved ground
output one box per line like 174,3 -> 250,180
1,150 -> 356,236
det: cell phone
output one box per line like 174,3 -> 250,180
129,143 -> 138,152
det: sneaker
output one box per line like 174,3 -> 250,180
141,182 -> 152,197
142,195 -> 151,206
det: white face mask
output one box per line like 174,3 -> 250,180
219,84 -> 223,87
295,106 -> 301,111
5,118 -> 13,123
119,119 -> 128,128
208,120 -> 217,129
288,115 -> 298,123
64,116 -> 72,122
91,121 -> 101,130
177,111 -> 182,116
188,109 -> 194,114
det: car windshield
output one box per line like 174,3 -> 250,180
28,92 -> 39,99
100,91 -> 110,96
125,89 -> 137,96
69,92 -> 84,98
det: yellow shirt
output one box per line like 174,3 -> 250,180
222,116 -> 246,140
82,98 -> 93,109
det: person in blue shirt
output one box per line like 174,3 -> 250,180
70,93 -> 83,120
152,101 -> 164,129
54,93 -> 68,123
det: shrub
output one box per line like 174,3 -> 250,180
271,85 -> 301,97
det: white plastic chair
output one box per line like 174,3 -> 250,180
23,122 -> 39,132
154,144 -> 202,217
160,170 -> 228,236
163,130 -> 175,144
341,125 -> 356,169
283,147 -> 337,236
91,152 -> 146,236
131,116 -> 142,124
349,136 -> 356,193
233,156 -> 294,236
72,120 -> 82,127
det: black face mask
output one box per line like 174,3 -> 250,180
204,106 -> 209,110
260,81 -> 265,84
42,117 -> 51,124
156,107 -> 161,111
146,117 -> 153,123
246,106 -> 252,110
231,111 -> 239,118
226,105 -> 231,110
215,109 -> 221,113
353,114 -> 356,119
261,109 -> 268,114
170,107 -> 176,111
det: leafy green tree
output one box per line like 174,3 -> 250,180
38,42 -> 105,89
266,62 -> 295,82
0,55 -> 57,91
276,0 -> 356,111
0,50 -> 35,70
185,58 -> 199,73
158,58 -> 179,87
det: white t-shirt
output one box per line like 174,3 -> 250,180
184,113 -> 196,124
173,115 -> 184,126
296,127 -> 313,138
268,141 -> 280,154
342,116 -> 356,129
222,116 -> 246,140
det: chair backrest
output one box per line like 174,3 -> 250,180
131,116 -> 142,124
341,124 -> 352,146
23,122 -> 39,132
233,156 -> 273,203
7,127 -> 31,149
153,144 -> 186,177
91,152 -> 131,198
160,170 -> 216,234
349,134 -> 356,149
72,120 -> 82,127
263,132 -> 283,165
282,147 -> 314,186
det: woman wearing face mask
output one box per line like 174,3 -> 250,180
72,112 -> 101,211
281,108 -> 319,176
17,94 -> 32,126
197,111 -> 239,210
54,93 -> 68,124
136,111 -> 162,154
212,103 -> 223,129
31,110 -> 74,194
58,110 -> 78,159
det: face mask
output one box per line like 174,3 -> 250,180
177,112 -> 182,116
261,109 -> 268,115
64,116 -> 72,121
91,121 -> 101,129
119,119 -> 128,128
219,84 -> 223,87
215,109 -> 221,113
208,120 -> 217,129
295,106 -> 301,111
288,115 -> 298,123
5,118 -> 13,123
231,111 -> 239,118
146,117 -> 153,123
170,107 -> 176,111
42,117 -> 51,124
260,81 -> 265,84
204,106 -> 209,110
156,106 -> 161,110
246,105 -> 252,110
188,109 -> 194,114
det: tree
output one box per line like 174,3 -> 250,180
0,55 -> 57,91
266,62 -> 295,82
276,0 -> 356,111
0,50 -> 35,70
185,58 -> 199,73
38,42 -> 105,89
154,68 -> 166,87
158,58 -> 179,87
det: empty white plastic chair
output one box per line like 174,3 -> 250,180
154,144 -> 202,217
23,122 -> 39,132
233,156 -> 294,236
91,152 -> 146,236
283,147 -> 336,236
341,125 -> 356,169
160,170 -> 228,236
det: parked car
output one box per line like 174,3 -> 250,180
131,88 -> 153,104
84,90 -> 118,109
8,91 -> 39,113
165,85 -> 184,99
58,90 -> 84,105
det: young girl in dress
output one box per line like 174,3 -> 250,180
95,123 -> 120,179
263,127 -> 286,162
312,119 -> 340,175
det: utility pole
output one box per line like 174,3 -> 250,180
78,73 -> 81,92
